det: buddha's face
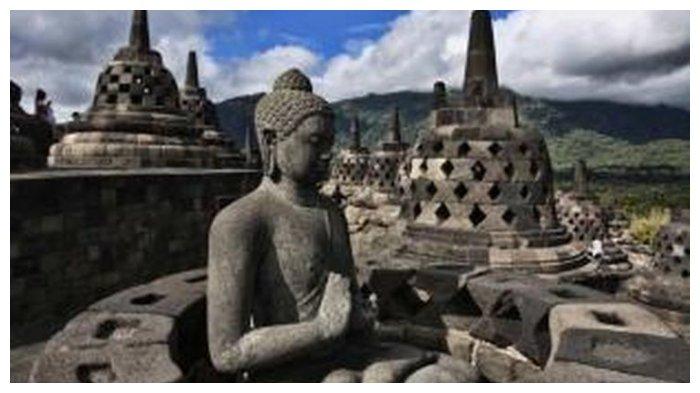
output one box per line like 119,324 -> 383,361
276,113 -> 335,186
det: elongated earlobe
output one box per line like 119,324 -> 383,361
263,129 -> 280,181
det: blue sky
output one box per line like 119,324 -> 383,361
205,10 -> 513,61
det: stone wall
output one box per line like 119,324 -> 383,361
10,168 -> 261,346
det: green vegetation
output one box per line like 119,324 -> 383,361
628,208 -> 671,246
547,129 -> 689,171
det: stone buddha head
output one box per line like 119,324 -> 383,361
254,69 -> 335,187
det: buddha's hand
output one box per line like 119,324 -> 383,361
316,272 -> 352,342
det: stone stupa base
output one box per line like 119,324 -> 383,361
394,225 -> 588,274
48,132 -> 221,169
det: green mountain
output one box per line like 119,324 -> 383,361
215,90 -> 689,171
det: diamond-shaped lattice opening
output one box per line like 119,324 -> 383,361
529,160 -> 539,178
435,203 -> 451,221
471,161 -> 486,181
469,205 -> 487,227
440,160 -> 454,178
425,181 -> 438,198
504,162 -> 514,179
419,158 -> 428,172
488,184 -> 501,200
413,203 -> 422,218
502,209 -> 516,224
454,183 -> 468,200
519,186 -> 529,199
488,142 -> 503,156
519,143 -> 529,155
458,142 -> 471,157
409,181 -> 416,193
432,141 -> 444,154
130,94 -> 143,105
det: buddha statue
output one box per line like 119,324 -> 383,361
207,69 -> 478,383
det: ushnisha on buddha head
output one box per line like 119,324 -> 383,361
254,69 -> 335,187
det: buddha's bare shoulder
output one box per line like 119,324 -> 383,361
209,184 -> 274,236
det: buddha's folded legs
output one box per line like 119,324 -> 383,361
249,339 -> 479,382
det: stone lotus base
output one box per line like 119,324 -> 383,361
48,132 -> 221,169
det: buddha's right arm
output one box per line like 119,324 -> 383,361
206,214 -> 330,375
209,320 -> 328,374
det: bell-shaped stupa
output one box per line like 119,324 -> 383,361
48,11 -> 218,168
397,10 -> 585,272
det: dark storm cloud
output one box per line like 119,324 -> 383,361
558,41 -> 690,83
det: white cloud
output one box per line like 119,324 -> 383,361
10,10 -> 689,122
314,10 -> 689,107
205,45 -> 321,100
10,10 -> 220,121
316,11 -> 469,100
495,11 -> 690,108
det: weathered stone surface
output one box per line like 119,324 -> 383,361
330,108 -> 409,194
48,11 -> 220,169
546,302 -> 689,382
405,355 -> 480,382
467,273 -> 609,365
473,339 -> 540,382
394,11 -> 586,273
628,209 -> 689,322
30,311 -> 183,382
519,361 -> 666,383
29,267 -> 215,383
204,69 -> 479,383
31,342 -> 182,382
89,268 -> 206,317
11,168 -> 259,346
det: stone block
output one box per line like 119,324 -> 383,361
546,302 -> 689,382
89,268 -> 206,318
31,342 -> 182,382
40,214 -> 64,233
473,340 -> 539,382
467,272 -> 609,365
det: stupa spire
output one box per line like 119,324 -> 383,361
129,10 -> 150,52
389,106 -> 402,144
463,10 -> 499,103
350,115 -> 361,151
185,51 -> 199,88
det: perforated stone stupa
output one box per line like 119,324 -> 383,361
397,10 -> 585,272
332,115 -> 370,187
48,11 -> 218,168
364,107 -> 410,192
628,209 -> 689,323
180,51 -> 221,140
